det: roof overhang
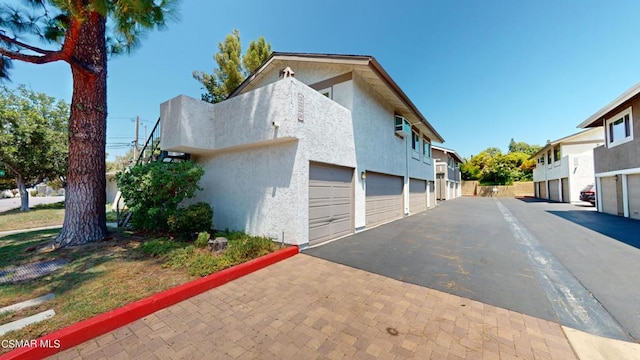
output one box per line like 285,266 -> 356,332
578,82 -> 640,128
529,128 -> 602,159
229,52 -> 445,143
432,145 -> 463,163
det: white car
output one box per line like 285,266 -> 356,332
1,190 -> 14,198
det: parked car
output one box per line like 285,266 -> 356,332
1,190 -> 14,198
579,184 -> 596,205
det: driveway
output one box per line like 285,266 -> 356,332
305,197 -> 640,341
0,195 -> 65,213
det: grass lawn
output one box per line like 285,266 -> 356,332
0,202 -> 120,232
0,228 -> 283,354
0,202 -> 65,232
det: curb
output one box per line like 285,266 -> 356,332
1,245 -> 299,360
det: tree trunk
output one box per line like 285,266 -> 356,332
52,12 -> 107,248
16,175 -> 29,212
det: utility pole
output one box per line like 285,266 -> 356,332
133,116 -> 139,161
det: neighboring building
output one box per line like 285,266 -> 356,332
578,83 -> 640,220
432,145 -> 463,201
160,52 -> 445,247
530,128 -> 603,203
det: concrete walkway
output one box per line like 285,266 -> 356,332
49,255 -> 583,359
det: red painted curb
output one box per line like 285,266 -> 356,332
1,245 -> 299,360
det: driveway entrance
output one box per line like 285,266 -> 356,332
305,197 -> 640,341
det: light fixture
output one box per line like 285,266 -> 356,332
361,171 -> 366,180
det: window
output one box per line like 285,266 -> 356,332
547,151 -> 552,165
318,87 -> 332,99
411,129 -> 420,152
538,156 -> 545,165
553,146 -> 561,162
423,139 -> 431,157
606,107 -> 633,147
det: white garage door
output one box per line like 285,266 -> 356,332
549,179 -> 560,202
309,163 -> 354,245
628,174 -> 640,220
366,172 -> 404,227
409,178 -> 427,214
600,176 -> 618,216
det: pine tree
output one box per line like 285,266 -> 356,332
0,0 -> 179,248
193,29 -> 272,103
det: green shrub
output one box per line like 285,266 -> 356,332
160,231 -> 281,277
167,202 -> 213,235
225,235 -> 278,262
116,161 -> 205,232
194,232 -> 210,248
30,190 -> 38,197
140,238 -> 188,257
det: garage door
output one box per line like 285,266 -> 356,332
600,176 -> 618,216
561,178 -> 570,203
309,163 -> 354,245
539,181 -> 547,199
409,178 -> 427,214
366,172 -> 403,227
428,181 -> 436,208
549,179 -> 560,202
628,174 -> 640,220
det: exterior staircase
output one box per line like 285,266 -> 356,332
115,117 -> 190,228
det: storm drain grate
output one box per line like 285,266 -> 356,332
0,260 -> 69,284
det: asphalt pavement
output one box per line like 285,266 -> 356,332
305,196 -> 640,341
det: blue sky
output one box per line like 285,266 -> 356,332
6,0 -> 640,160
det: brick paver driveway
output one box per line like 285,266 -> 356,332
51,255 -> 576,360
306,197 -> 640,341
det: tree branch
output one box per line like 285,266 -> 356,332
0,13 -> 82,67
0,34 -> 54,55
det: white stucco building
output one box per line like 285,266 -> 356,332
432,145 -> 463,201
160,53 -> 445,247
531,128 -> 603,203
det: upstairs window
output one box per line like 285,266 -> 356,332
411,129 -> 420,152
553,146 -> 561,162
423,139 -> 431,157
318,87 -> 332,99
606,107 -> 633,147
538,157 -> 545,165
547,151 -> 552,165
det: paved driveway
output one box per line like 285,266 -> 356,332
305,197 -> 640,341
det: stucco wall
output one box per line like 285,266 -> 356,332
350,72 -> 435,223
182,77 -> 355,245
594,96 -> 640,173
248,61 -> 354,95
160,95 -> 215,153
194,141 -> 304,244
567,151 -> 596,202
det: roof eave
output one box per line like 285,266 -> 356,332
578,82 -> 640,128
229,52 -> 445,143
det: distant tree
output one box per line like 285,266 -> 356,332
0,85 -> 68,211
0,0 -> 179,248
193,29 -> 272,103
106,147 -> 136,172
508,138 -> 542,155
